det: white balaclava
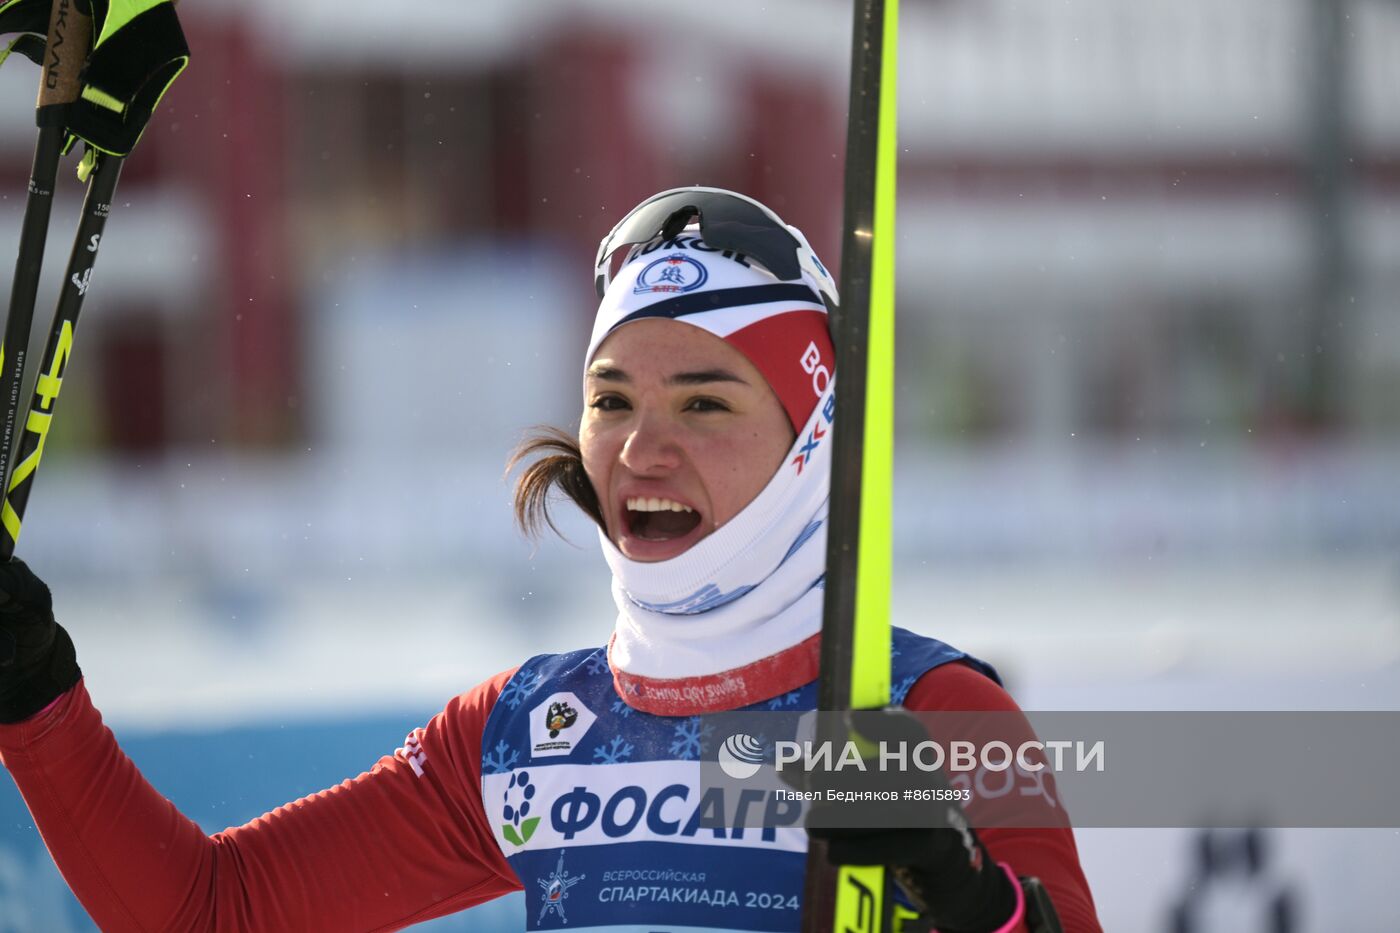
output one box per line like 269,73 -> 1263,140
587,224 -> 840,715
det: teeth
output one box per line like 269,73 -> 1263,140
626,496 -> 694,513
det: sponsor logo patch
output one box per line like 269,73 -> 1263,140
537,849 -> 586,924
483,761 -> 807,853
633,255 -> 709,294
546,701 -> 578,738
502,770 -> 541,846
530,692 -> 597,758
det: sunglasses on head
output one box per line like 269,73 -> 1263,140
594,187 -> 839,310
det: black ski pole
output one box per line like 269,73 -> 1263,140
0,0 -> 188,555
0,0 -> 91,534
803,0 -> 900,930
0,152 -> 120,557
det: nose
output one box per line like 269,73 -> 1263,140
619,410 -> 683,475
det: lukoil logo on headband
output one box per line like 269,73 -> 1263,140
634,255 -> 708,295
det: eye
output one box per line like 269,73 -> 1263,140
685,397 -> 731,413
589,394 -> 630,412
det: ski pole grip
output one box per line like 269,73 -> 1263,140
36,0 -> 91,111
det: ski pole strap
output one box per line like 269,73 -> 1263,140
0,0 -> 47,40
63,0 -> 188,157
0,33 -> 42,68
0,0 -> 48,69
0,0 -> 91,106
895,865 -> 1029,933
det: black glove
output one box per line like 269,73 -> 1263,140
794,708 -> 1021,933
816,817 -> 1017,932
0,558 -> 80,724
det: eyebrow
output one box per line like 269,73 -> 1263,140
586,365 -> 751,387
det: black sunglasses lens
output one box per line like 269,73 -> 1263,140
699,219 -> 801,281
600,192 -> 802,288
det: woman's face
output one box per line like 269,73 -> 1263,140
581,319 -> 797,562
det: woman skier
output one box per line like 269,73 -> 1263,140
0,188 -> 1100,932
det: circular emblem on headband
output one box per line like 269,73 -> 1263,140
633,255 -> 709,295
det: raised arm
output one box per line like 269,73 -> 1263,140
0,560 -> 522,932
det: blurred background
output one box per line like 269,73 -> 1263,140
1,0 -> 1398,928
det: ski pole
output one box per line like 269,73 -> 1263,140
0,153 -> 121,556
804,0 -> 900,931
0,0 -> 188,555
0,0 -> 92,520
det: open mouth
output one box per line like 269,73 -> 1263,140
625,496 -> 703,541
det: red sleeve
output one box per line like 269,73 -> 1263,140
0,672 -> 524,933
904,663 -> 1103,933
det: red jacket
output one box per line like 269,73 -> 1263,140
0,663 -> 1099,931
